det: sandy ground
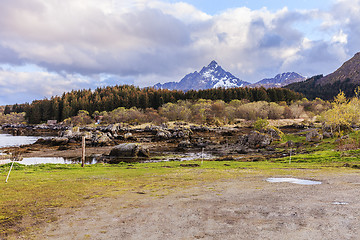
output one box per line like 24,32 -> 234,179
32,172 -> 360,240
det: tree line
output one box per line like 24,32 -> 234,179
285,75 -> 360,100
4,85 -> 303,124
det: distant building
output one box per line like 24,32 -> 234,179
95,116 -> 104,124
47,120 -> 57,125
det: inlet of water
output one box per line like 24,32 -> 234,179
0,134 -> 42,148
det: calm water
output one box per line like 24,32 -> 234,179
0,157 -> 98,165
0,134 -> 41,148
20,157 -> 97,165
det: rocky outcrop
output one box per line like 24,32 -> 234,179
155,129 -> 191,141
262,128 -> 282,141
35,137 -> 69,146
109,143 -> 149,158
177,140 -> 192,149
306,130 -> 323,142
61,129 -> 83,140
323,131 -> 334,138
91,131 -> 113,146
190,125 -> 210,132
238,131 -> 272,149
155,129 -> 173,140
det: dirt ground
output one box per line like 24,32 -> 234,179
31,171 -> 360,240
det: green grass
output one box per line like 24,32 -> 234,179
274,130 -> 360,165
279,131 -> 337,152
273,149 -> 360,164
1,159 -> 359,238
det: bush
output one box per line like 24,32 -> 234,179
70,110 -> 92,126
253,118 -> 269,131
0,112 -> 26,124
268,102 -> 285,119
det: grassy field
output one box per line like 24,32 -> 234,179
1,130 -> 360,238
1,159 -> 359,238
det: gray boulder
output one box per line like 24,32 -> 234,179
61,129 -> 83,140
263,128 -> 282,141
177,140 -> 192,149
285,140 -> 295,148
105,124 -> 120,134
172,130 -> 191,139
306,130 -> 323,142
323,131 -> 334,138
238,131 -> 272,149
124,132 -> 133,139
155,129 -> 172,140
109,143 -> 149,158
51,137 -> 69,146
91,131 -> 113,146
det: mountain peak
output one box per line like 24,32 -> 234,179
208,60 -> 219,68
154,61 -> 250,91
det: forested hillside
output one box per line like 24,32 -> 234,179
285,75 -> 360,100
4,85 -> 302,124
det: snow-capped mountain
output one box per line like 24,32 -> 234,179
251,72 -> 305,88
154,61 -> 250,91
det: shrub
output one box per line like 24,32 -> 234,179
70,110 -> 92,126
268,102 -> 285,119
253,118 -> 269,131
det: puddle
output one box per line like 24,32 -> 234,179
266,177 -> 322,185
332,202 -> 349,205
176,152 -> 215,161
143,152 -> 216,163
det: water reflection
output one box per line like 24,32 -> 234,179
0,152 -> 216,165
7,157 -> 98,165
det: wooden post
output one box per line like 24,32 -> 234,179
289,149 -> 292,164
81,136 -> 85,167
201,147 -> 204,165
5,161 -> 14,183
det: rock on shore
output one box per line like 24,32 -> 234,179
109,143 -> 149,158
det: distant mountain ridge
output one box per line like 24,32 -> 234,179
154,61 -> 305,91
251,72 -> 305,88
154,61 -> 250,91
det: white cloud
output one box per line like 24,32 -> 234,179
0,69 -> 90,104
332,30 -> 347,44
0,0 -> 359,104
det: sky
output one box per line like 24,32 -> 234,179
0,0 -> 359,105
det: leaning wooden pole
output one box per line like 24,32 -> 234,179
5,161 -> 14,183
81,136 -> 86,167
